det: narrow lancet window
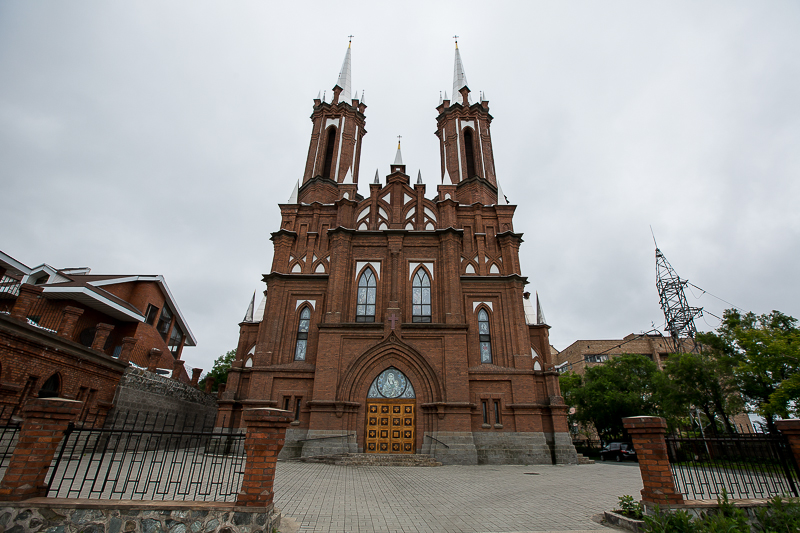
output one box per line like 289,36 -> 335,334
411,269 -> 431,322
322,127 -> 337,179
356,269 -> 377,322
464,127 -> 477,178
478,308 -> 492,363
294,307 -> 311,360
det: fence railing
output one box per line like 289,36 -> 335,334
46,411 -> 245,501
665,432 -> 800,500
0,275 -> 21,314
0,406 -> 20,481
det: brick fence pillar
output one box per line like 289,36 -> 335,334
90,323 -> 115,351
147,348 -> 162,372
0,398 -> 82,500
191,368 -> 203,387
236,408 -> 293,508
118,337 -> 138,364
775,419 -> 800,466
623,416 -> 684,505
9,284 -> 43,321
204,377 -> 215,393
56,306 -> 84,338
171,359 -> 185,380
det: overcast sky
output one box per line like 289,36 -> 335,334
2,1 -> 799,372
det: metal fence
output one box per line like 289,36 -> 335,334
46,411 -> 245,501
666,432 -> 800,500
0,275 -> 21,314
0,406 -> 20,481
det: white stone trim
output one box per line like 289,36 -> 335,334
472,301 -> 494,312
409,262 -> 434,280
355,261 -> 381,279
296,299 -> 316,310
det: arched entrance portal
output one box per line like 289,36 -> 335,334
365,367 -> 415,454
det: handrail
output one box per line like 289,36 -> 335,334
424,434 -> 450,448
298,433 -> 355,442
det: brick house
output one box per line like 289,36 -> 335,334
218,43 -> 577,465
0,250 -> 198,420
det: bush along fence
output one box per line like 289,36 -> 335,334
0,397 -> 293,533
623,416 -> 800,512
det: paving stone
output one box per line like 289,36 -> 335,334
273,461 -> 644,532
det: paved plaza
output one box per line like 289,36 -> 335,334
273,461 -> 644,533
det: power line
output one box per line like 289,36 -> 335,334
687,282 -> 744,312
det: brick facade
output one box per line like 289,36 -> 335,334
219,45 -> 577,465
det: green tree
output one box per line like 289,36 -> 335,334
697,310 -> 800,433
199,349 -> 236,393
662,351 -> 742,434
568,353 -> 667,443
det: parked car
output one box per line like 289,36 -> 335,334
599,442 -> 637,462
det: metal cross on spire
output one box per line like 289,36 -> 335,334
397,134 -> 402,146
348,34 -> 354,43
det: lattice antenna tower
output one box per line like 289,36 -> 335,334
653,232 -> 703,354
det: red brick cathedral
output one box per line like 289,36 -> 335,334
219,42 -> 577,465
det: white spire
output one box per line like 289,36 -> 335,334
335,41 -> 352,105
254,292 -> 267,322
361,90 -> 365,104
393,140 -> 404,165
417,170 -> 423,184
438,91 -> 443,105
243,291 -> 255,322
451,41 -> 469,107
496,178 -> 508,205
443,90 -> 448,102
288,180 -> 299,204
343,167 -> 353,184
374,169 -> 380,184
316,90 -> 321,101
536,292 -> 547,325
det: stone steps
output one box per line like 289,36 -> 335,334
300,453 -> 442,467
576,452 -> 595,465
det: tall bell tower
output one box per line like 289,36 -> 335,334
300,39 -> 367,205
435,39 -> 499,205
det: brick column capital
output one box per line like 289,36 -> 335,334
776,419 -> 800,469
0,398 -> 82,500
190,368 -> 203,387
147,348 -> 162,372
622,416 -> 683,506
171,359 -> 185,380
236,408 -> 293,507
56,306 -> 84,338
90,323 -> 115,351
118,337 -> 138,364
9,283 -> 43,321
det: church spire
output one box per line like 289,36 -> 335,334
393,138 -> 403,166
334,37 -> 353,105
451,38 -> 469,106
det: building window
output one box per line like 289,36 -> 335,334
38,373 -> 61,399
145,304 -> 159,325
411,269 -> 431,322
585,354 -> 609,363
494,401 -> 501,424
294,307 -> 311,360
157,306 -> 173,341
322,127 -> 337,179
295,398 -> 302,421
478,309 -> 492,363
482,401 -> 488,424
463,127 -> 477,178
168,324 -> 184,357
356,269 -> 376,322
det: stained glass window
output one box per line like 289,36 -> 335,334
478,309 -> 492,363
294,307 -> 311,360
356,269 -> 376,322
411,269 -> 431,322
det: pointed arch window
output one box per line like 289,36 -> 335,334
411,269 -> 431,322
294,307 -> 311,361
39,373 -> 61,399
322,127 -> 337,179
478,309 -> 492,363
356,269 -> 376,322
463,127 -> 477,178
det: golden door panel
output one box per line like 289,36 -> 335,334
365,401 -> 414,454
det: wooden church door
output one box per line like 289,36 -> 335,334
364,367 -> 415,454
